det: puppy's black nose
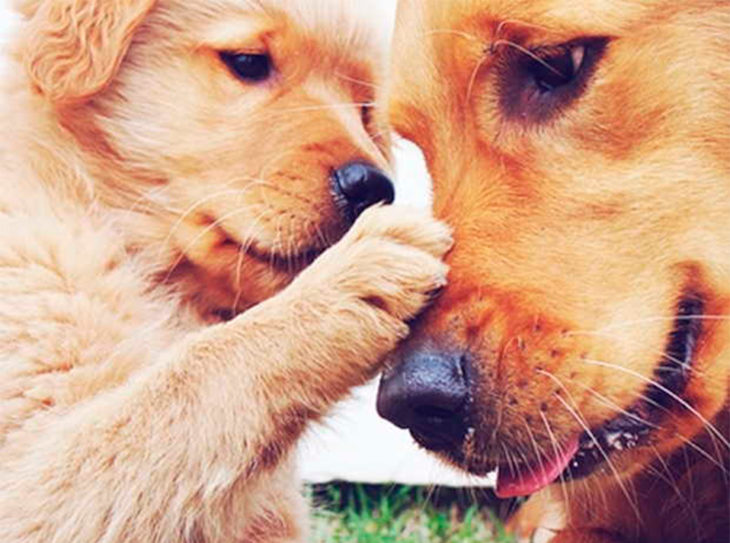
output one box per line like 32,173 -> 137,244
332,162 -> 395,222
377,351 -> 469,450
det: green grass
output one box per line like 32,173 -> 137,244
309,485 -> 517,543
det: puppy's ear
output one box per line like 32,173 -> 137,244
13,0 -> 42,17
23,0 -> 156,104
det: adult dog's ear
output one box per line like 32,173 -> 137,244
22,0 -> 156,104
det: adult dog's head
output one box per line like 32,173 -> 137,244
379,0 -> 730,498
12,0 -> 393,317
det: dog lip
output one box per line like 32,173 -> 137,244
219,230 -> 326,272
243,241 -> 324,270
561,295 -> 706,481
481,295 -> 704,487
496,436 -> 581,498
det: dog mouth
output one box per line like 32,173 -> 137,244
171,215 -> 336,320
240,239 -> 325,272
494,296 -> 705,499
212,222 -> 327,274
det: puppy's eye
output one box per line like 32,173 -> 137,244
361,104 -> 373,128
220,52 -> 273,82
498,37 -> 609,123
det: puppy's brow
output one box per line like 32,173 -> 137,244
200,16 -> 273,49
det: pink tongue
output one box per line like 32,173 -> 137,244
496,437 -> 580,499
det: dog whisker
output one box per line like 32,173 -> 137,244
539,412 -> 573,518
565,327 -> 715,385
491,39 -> 566,77
551,391 -> 643,524
230,242 -> 247,316
515,435 -> 542,485
563,376 -> 658,430
675,447 -> 704,538
334,72 -> 382,90
501,442 -> 518,479
583,359 -> 730,451
647,445 -> 687,506
523,417 -> 549,475
163,206 -> 275,284
119,184 -> 178,217
466,53 -> 490,103
540,370 -> 643,511
313,223 -> 333,253
256,149 -> 308,185
675,434 -> 730,475
566,329 -> 693,377
157,182 -> 274,260
624,390 -> 728,468
272,101 -> 374,115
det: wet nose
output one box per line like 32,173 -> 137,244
332,162 -> 395,223
377,351 -> 469,450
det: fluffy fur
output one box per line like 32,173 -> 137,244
0,1 -> 451,541
387,1 -> 730,542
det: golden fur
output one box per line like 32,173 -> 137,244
0,1 -> 451,541
387,1 -> 730,542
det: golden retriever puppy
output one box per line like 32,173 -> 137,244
378,1 -> 730,542
0,0 -> 452,541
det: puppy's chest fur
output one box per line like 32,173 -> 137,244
0,183 -> 308,541
0,186 -> 188,440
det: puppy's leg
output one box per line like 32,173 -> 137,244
0,206 -> 450,543
239,459 -> 309,543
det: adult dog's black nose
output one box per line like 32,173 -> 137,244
377,351 -> 469,450
332,162 -> 395,223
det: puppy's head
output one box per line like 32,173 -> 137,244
379,0 -> 730,498
17,0 -> 393,317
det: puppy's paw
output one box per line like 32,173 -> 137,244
325,205 -> 450,320
293,205 -> 451,334
346,205 -> 453,263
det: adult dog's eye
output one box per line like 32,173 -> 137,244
529,45 -> 585,92
498,38 -> 609,123
220,52 -> 272,82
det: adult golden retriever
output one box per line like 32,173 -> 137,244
378,1 -> 730,542
0,0 -> 451,541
